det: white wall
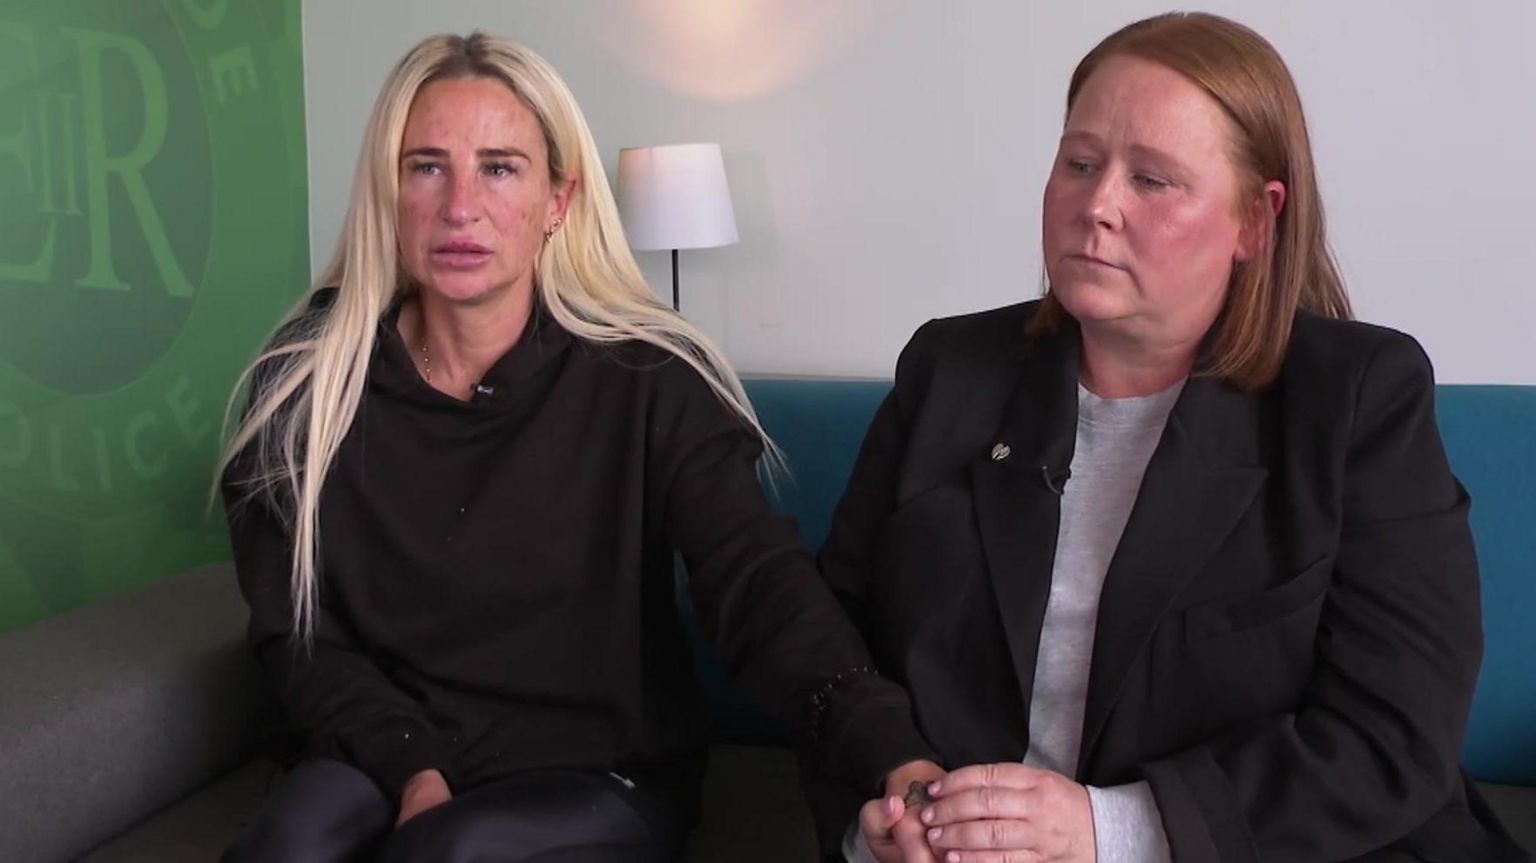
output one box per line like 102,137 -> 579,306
303,1 -> 1536,383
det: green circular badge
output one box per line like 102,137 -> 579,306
0,0 -> 307,626
0,0 -> 305,518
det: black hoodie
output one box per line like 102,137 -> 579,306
223,290 -> 933,816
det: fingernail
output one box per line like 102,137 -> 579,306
921,806 -> 935,824
947,852 -> 961,863
928,827 -> 943,842
886,796 -> 900,818
929,781 -> 943,795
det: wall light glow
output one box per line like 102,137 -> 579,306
596,0 -> 876,102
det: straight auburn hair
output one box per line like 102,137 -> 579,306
1031,12 -> 1353,390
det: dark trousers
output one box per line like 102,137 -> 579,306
222,759 -> 684,863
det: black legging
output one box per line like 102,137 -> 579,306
222,759 -> 684,863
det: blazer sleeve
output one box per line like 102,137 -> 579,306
800,324 -> 943,857
1141,331 -> 1483,862
817,321 -> 939,636
646,355 -> 938,796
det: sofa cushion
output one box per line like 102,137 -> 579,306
78,758 -> 275,863
1479,783 -> 1536,857
744,378 -> 891,552
1437,386 -> 1536,785
0,564 -> 265,863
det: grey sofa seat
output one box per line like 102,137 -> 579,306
77,759 -> 275,863
0,565 -> 266,863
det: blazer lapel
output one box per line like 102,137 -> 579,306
970,325 -> 1080,721
1076,377 -> 1268,771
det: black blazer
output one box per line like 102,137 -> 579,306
810,301 -> 1528,862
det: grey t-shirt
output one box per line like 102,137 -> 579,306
1030,381 -> 1182,863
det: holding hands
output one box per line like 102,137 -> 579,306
863,763 -> 1097,863
860,759 -> 947,863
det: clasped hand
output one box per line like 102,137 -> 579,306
861,762 -> 1096,863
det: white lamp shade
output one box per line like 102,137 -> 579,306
616,143 -> 739,251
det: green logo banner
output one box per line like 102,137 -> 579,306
0,0 -> 308,631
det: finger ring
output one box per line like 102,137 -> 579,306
903,780 -> 933,809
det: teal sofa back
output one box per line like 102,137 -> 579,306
1435,386 -> 1536,784
732,379 -> 1535,785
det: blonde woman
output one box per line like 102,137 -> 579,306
219,33 -> 932,863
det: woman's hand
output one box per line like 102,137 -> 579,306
859,759 -> 947,862
920,763 -> 1096,863
395,768 -> 453,827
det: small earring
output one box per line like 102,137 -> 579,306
544,217 -> 563,241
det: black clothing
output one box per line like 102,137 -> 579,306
225,292 -> 933,822
811,301 -> 1527,861
220,758 -> 679,863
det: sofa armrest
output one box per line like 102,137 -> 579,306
0,563 -> 266,863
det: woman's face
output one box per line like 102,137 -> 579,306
396,76 -> 571,306
1042,54 -> 1264,350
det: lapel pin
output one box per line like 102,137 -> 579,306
991,443 -> 1011,462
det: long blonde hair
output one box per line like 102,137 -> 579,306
219,33 -> 775,642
